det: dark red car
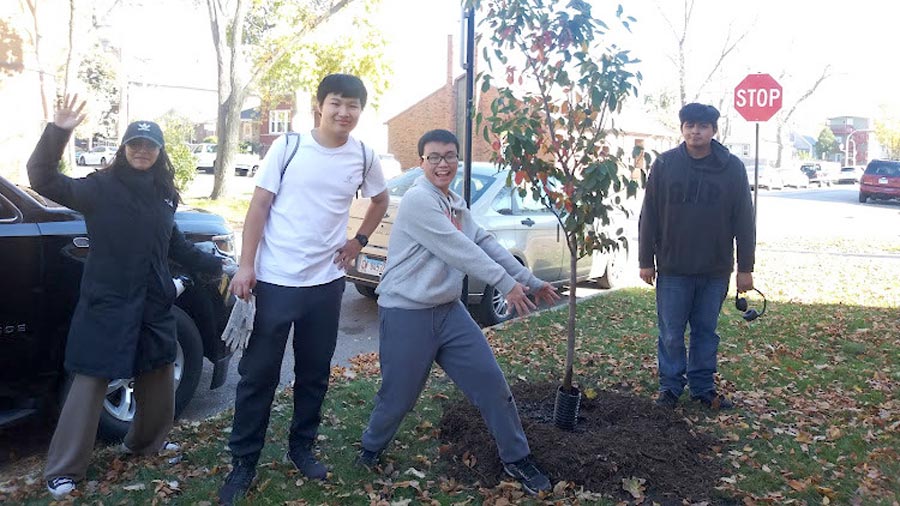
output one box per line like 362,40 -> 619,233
859,160 -> 900,203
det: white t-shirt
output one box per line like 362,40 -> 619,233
254,132 -> 387,287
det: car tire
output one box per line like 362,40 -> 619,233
79,306 -> 204,443
477,284 -> 515,326
354,283 -> 378,299
78,156 -> 85,166
596,246 -> 628,289
99,157 -> 106,166
859,192 -> 868,203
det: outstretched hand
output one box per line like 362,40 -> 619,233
532,282 -> 561,306
505,283 -> 537,317
54,94 -> 87,131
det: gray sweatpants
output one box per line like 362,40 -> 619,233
361,300 -> 530,463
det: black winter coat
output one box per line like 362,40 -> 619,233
27,124 -> 221,379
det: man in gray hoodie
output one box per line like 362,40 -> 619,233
356,129 -> 559,495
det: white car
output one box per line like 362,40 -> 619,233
77,146 -> 118,166
777,168 -> 809,189
344,163 -> 630,325
192,143 -> 260,177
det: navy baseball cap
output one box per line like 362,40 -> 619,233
122,121 -> 164,148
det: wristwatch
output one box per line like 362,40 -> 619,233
354,233 -> 369,247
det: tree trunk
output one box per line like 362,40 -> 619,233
211,90 -> 244,198
562,242 -> 577,391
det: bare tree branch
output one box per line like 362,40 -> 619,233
692,19 -> 752,101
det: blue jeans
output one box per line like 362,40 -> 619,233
655,274 -> 729,397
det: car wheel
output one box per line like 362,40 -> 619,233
859,192 -> 868,203
596,246 -> 628,289
88,306 -> 203,442
100,157 -> 106,166
477,284 -> 515,326
354,283 -> 378,299
78,156 -> 85,166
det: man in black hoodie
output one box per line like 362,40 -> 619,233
638,103 -> 755,410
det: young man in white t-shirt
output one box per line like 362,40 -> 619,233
219,74 -> 389,505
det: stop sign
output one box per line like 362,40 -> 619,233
734,73 -> 782,122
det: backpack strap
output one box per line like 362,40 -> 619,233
280,133 -> 301,182
358,141 -> 374,197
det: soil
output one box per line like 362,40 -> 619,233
439,382 -> 730,505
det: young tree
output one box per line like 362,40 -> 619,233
474,0 -> 644,427
773,65 -> 830,167
874,105 -> 900,160
204,0 -> 386,199
815,127 -> 839,160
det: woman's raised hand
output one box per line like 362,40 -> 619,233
54,94 -> 87,131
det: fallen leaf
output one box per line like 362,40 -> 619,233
622,476 -> 646,499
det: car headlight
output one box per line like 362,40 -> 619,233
212,233 -> 235,256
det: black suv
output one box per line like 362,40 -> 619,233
0,173 -> 235,441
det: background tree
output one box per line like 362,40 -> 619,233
158,112 -> 198,192
815,126 -> 839,160
474,0 -> 644,427
204,0 -> 387,200
0,17 -> 24,79
74,44 -> 120,144
874,105 -> 900,160
773,65 -> 830,167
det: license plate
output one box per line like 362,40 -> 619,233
357,254 -> 385,277
880,177 -> 888,184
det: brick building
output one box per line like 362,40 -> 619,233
259,96 -> 296,157
386,36 -> 497,169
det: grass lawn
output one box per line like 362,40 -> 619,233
1,243 -> 897,505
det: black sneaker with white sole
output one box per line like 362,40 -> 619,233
502,455 -> 551,495
46,476 -> 76,500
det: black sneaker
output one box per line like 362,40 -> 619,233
655,390 -> 679,409
46,476 -> 76,500
354,447 -> 382,469
502,455 -> 551,495
218,458 -> 257,506
691,391 -> 734,410
285,448 -> 328,480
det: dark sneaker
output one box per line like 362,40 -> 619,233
655,390 -> 679,409
46,476 -> 76,500
354,447 -> 382,469
285,448 -> 328,480
502,455 -> 551,495
691,391 -> 734,410
218,459 -> 257,506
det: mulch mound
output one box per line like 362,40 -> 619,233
439,382 -> 728,504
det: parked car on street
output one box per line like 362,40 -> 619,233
0,173 -> 237,441
837,166 -> 864,184
344,163 -> 630,326
192,143 -> 261,177
777,168 -> 809,189
77,145 -> 117,166
747,166 -> 783,190
378,153 -> 403,180
799,161 -> 840,187
859,159 -> 900,203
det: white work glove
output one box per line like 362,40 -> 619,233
221,294 -> 255,351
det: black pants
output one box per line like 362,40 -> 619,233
227,278 -> 344,463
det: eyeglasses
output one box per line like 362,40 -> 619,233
126,139 -> 160,151
423,153 -> 459,165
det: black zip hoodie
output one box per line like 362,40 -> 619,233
638,139 -> 755,276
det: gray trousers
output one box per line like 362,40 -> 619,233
44,363 -> 174,482
361,300 -> 530,463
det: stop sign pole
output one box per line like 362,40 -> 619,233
734,73 -> 783,225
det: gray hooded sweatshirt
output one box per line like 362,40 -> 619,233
376,176 -> 544,310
